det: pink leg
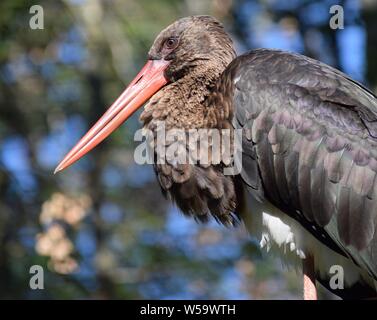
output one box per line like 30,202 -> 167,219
303,255 -> 317,300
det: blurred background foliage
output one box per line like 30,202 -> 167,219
0,0 -> 376,299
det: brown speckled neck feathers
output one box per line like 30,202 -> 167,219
139,17 -> 240,225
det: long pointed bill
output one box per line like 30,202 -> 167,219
54,59 -> 169,174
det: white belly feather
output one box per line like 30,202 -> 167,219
242,193 -> 376,290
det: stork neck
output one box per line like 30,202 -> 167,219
141,64 -> 229,130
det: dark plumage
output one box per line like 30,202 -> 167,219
140,16 -> 239,225
56,15 -> 377,299
140,16 -> 377,298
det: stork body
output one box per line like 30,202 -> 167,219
56,16 -> 377,299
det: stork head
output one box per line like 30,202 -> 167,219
148,15 -> 235,81
54,16 -> 235,173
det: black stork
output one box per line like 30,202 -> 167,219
55,16 -> 377,299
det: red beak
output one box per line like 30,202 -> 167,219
54,60 -> 169,174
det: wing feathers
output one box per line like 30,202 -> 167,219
231,49 -> 377,279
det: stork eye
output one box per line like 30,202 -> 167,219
164,37 -> 178,49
